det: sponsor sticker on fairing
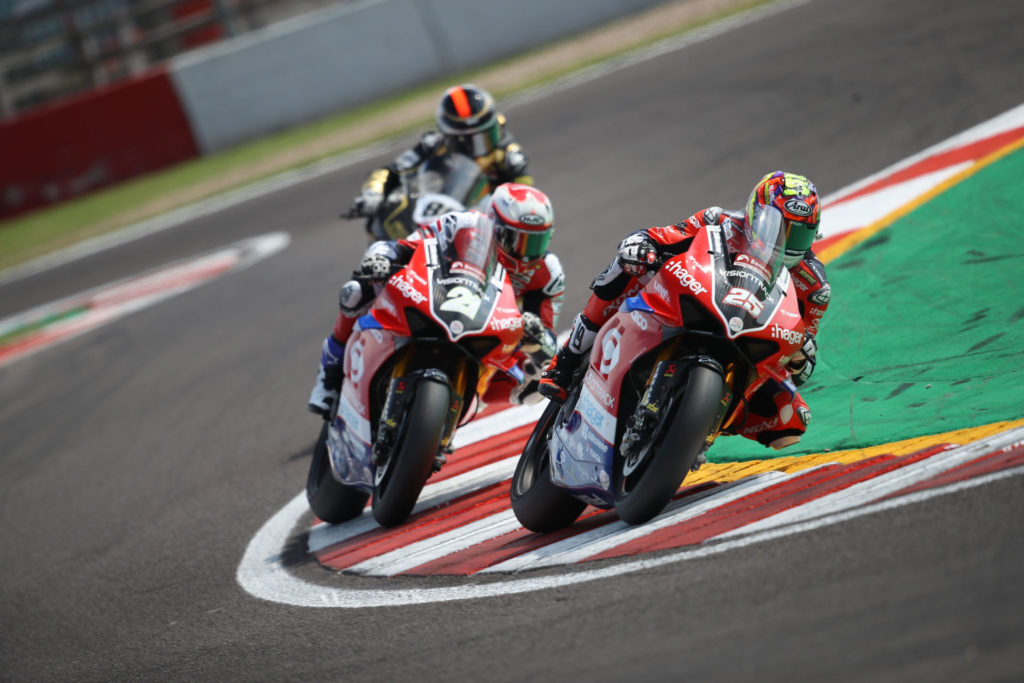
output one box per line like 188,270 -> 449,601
662,260 -> 707,295
734,253 -> 771,280
771,323 -> 803,346
391,274 -> 426,303
576,386 -> 616,443
489,315 -> 523,331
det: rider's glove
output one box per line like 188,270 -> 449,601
788,333 -> 818,386
617,234 -> 659,277
356,252 -> 395,281
349,188 -> 384,218
519,312 -> 556,362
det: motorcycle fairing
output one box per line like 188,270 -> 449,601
328,388 -> 375,491
327,236 -> 523,490
427,256 -> 510,342
410,152 -> 491,217
326,322 -> 401,491
548,380 -> 618,507
374,151 -> 490,240
648,225 -> 794,340
548,306 -> 667,507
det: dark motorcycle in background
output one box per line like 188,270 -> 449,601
347,151 -> 492,242
307,217 -> 525,527
510,206 -> 807,530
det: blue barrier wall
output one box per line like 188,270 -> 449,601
169,0 -> 672,152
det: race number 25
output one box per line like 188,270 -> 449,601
723,287 -> 764,316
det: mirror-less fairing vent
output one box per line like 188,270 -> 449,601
736,337 -> 780,364
405,307 -> 446,338
459,336 -> 502,361
678,295 -> 722,334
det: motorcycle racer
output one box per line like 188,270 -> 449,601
308,183 -> 564,417
538,171 -> 831,450
347,84 -> 533,234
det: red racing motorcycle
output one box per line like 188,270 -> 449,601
307,216 -> 525,527
511,205 -> 807,529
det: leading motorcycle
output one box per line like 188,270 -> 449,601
510,205 -> 807,530
307,216 -> 525,527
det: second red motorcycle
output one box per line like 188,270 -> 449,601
307,216 -> 525,527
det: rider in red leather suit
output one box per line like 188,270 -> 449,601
308,183 -> 564,417
539,171 -> 831,450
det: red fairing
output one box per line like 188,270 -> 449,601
593,223 -> 805,421
344,234 -> 524,415
483,288 -> 528,372
370,246 -> 432,337
342,326 -> 397,422
587,308 -> 667,419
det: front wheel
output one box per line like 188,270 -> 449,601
614,364 -> 724,525
306,422 -> 371,524
510,401 -> 587,532
372,379 -> 450,527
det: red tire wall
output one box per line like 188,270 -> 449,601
0,69 -> 199,221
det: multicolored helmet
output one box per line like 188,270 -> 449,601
436,84 -> 501,158
746,171 -> 821,267
488,183 -> 554,274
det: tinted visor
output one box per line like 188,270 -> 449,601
455,125 -> 500,158
496,220 -> 552,262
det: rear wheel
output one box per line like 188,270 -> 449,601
372,379 -> 450,527
614,364 -> 724,525
510,401 -> 587,532
306,421 -> 370,524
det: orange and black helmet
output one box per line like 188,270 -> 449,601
436,84 -> 501,157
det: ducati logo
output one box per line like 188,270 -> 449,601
599,328 -> 622,375
350,340 -> 365,384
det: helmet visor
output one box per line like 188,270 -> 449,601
457,126 -> 500,158
497,221 -> 552,262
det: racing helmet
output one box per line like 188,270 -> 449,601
436,84 -> 501,158
488,183 -> 554,275
745,171 -> 822,267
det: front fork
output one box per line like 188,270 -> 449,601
620,353 -> 732,466
372,354 -> 470,471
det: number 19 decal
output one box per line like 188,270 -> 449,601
723,287 -> 764,316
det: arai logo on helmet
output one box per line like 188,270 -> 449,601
520,214 -> 546,226
784,198 -> 812,217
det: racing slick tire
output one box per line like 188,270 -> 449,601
511,400 -> 587,532
306,421 -> 371,524
614,363 -> 724,525
372,379 -> 450,527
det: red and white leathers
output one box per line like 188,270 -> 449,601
309,210 -> 564,416
555,206 -> 830,449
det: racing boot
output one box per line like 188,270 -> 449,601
307,335 -> 345,419
537,313 -> 599,403
538,347 -> 583,403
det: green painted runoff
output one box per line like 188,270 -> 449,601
711,146 -> 1024,462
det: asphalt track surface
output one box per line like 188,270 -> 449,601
3,0 -> 1024,680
